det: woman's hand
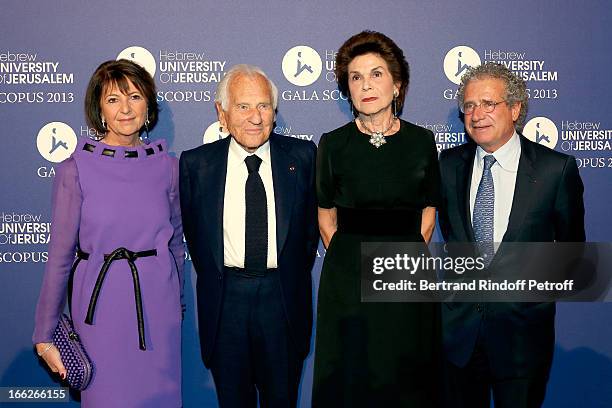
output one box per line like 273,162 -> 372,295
36,342 -> 66,380
318,207 -> 338,249
421,206 -> 437,243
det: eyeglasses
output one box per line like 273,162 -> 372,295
460,100 -> 507,114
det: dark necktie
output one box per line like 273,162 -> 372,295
473,154 -> 496,266
244,155 -> 267,275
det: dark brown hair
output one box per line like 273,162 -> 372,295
84,59 -> 158,134
335,30 -> 410,114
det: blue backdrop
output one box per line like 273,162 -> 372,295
1,1 -> 611,406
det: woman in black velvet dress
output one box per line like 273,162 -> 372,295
312,31 -> 441,407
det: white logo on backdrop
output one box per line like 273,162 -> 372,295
523,116 -> 559,149
36,122 -> 77,163
202,121 -> 230,144
443,46 -> 481,84
117,46 -> 157,77
282,46 -> 322,86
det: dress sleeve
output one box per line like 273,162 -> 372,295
32,157 -> 81,344
168,157 -> 185,301
316,132 -> 335,209
423,130 -> 442,208
553,155 -> 585,242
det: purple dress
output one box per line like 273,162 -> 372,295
33,138 -> 184,407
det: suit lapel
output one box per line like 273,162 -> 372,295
200,138 -> 230,274
270,134 -> 296,257
457,144 -> 477,242
502,135 -> 537,243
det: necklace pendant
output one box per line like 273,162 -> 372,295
369,132 -> 386,148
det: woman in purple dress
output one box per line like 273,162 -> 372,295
33,59 -> 184,407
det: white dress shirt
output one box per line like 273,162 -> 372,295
223,137 -> 278,268
470,131 -> 521,244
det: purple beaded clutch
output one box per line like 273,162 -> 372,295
53,313 -> 94,390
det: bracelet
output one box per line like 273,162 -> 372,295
37,343 -> 53,357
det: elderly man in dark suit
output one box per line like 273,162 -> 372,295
439,62 -> 585,408
179,64 -> 318,407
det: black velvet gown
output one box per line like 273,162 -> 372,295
312,120 -> 442,407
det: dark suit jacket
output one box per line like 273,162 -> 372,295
438,134 -> 585,377
179,133 -> 318,366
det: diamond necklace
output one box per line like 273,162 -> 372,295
358,116 -> 397,148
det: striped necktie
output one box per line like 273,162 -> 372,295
473,154 -> 496,266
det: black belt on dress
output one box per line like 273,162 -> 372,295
78,247 -> 157,351
336,206 -> 421,236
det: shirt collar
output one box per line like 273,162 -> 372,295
228,136 -> 271,169
475,130 -> 521,172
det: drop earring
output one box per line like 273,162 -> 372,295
97,117 -> 107,141
393,90 -> 399,118
141,108 -> 150,144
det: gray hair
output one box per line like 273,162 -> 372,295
215,64 -> 279,111
457,62 -> 529,131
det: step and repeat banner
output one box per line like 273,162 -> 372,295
1,1 -> 611,406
